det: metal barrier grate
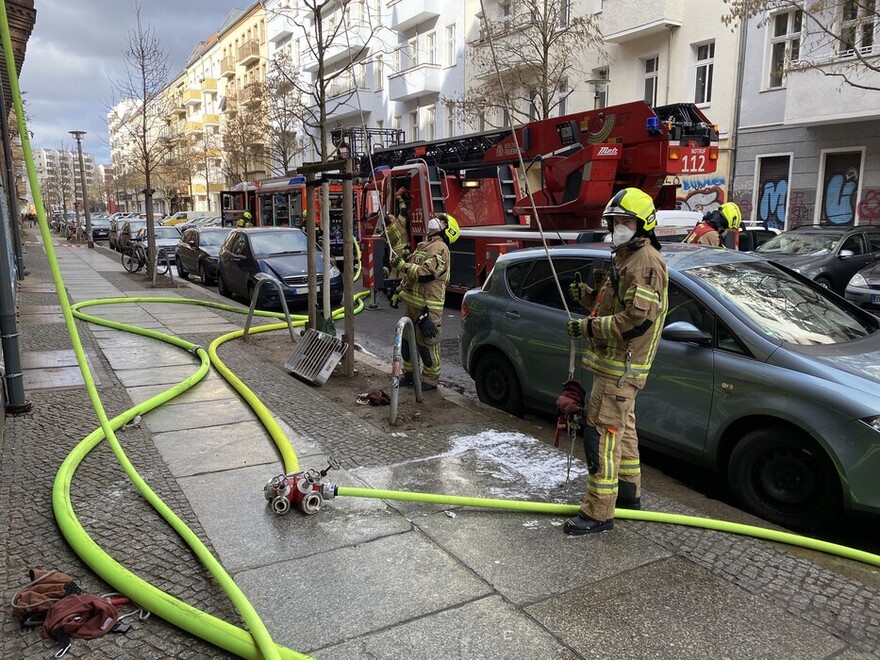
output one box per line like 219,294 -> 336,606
284,329 -> 348,386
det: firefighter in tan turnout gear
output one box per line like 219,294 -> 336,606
565,188 -> 668,535
683,202 -> 742,247
390,213 -> 460,391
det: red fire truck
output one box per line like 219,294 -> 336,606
356,101 -> 719,292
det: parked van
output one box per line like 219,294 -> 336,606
164,211 -> 212,226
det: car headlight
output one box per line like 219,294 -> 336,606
861,416 -> 880,433
849,272 -> 869,288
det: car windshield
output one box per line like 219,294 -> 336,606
198,230 -> 229,246
687,260 -> 873,345
154,226 -> 180,239
249,230 -> 307,256
756,231 -> 840,255
90,218 -> 110,227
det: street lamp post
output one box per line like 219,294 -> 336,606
69,130 -> 93,248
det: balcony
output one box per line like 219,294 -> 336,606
388,64 -> 442,102
301,25 -> 370,72
237,39 -> 261,66
220,56 -> 236,78
184,121 -> 204,134
202,113 -> 220,127
602,0 -> 683,43
783,59 -> 880,126
326,90 -> 378,121
389,0 -> 439,32
240,83 -> 263,107
201,77 -> 218,94
183,88 -> 202,106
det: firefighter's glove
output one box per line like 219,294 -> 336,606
391,255 -> 406,271
569,282 -> 590,302
566,319 -> 583,338
389,292 -> 400,309
417,307 -> 439,339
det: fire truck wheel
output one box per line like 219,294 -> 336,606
474,352 -> 524,418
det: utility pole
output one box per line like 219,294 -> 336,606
69,130 -> 93,248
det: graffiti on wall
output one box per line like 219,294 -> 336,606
858,190 -> 880,224
676,176 -> 726,214
758,180 -> 787,230
823,167 -> 859,225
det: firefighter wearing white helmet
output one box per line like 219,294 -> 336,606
565,187 -> 668,535
390,213 -> 459,390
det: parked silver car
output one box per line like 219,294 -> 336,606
460,242 -> 880,530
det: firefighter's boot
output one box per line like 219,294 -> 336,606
563,511 -> 614,536
616,480 -> 641,510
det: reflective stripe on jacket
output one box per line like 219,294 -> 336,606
584,237 -> 668,389
684,221 -> 720,246
398,235 -> 449,310
385,214 -> 408,252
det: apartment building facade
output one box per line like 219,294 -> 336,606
732,5 -> 880,229
34,147 -> 101,217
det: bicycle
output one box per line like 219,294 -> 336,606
121,243 -> 146,273
121,243 -> 172,275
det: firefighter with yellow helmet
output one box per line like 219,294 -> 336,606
565,188 -> 668,535
390,213 -> 460,391
684,202 -> 742,247
236,210 -> 254,228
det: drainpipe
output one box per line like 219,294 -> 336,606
729,4 -> 751,207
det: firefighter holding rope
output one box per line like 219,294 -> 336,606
564,188 -> 668,535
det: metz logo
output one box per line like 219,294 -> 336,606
596,146 -> 619,157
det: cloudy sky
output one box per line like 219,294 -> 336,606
19,0 -> 247,165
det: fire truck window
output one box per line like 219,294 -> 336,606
511,257 -> 593,311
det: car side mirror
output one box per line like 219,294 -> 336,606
662,321 -> 712,346
839,249 -> 855,258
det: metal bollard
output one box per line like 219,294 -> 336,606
243,272 -> 297,343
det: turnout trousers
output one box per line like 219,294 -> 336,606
401,302 -> 443,386
580,375 -> 641,521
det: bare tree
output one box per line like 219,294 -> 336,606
449,0 -> 604,128
185,129 -> 223,211
268,0 -> 381,162
724,0 -> 880,91
221,90 -> 268,185
107,4 -> 172,276
264,61 -> 307,175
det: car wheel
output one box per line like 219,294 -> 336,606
199,261 -> 212,285
217,272 -> 231,298
814,276 -> 832,289
474,351 -> 524,417
728,428 -> 841,530
177,259 -> 189,280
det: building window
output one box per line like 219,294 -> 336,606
768,9 -> 802,88
426,31 -> 437,65
559,0 -> 571,28
392,115 -> 401,131
409,110 -> 419,141
446,103 -> 455,137
694,41 -> 714,104
643,56 -> 658,106
408,37 -> 419,68
426,105 -> 436,141
756,155 -> 790,230
375,54 -> 383,91
820,150 -> 863,225
445,25 -> 456,67
839,0 -> 876,56
592,67 -> 609,109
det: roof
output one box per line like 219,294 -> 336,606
0,0 -> 36,110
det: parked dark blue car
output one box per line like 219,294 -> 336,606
216,228 -> 343,308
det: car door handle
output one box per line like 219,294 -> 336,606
504,310 -> 520,320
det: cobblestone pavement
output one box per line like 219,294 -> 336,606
2,235 -> 879,659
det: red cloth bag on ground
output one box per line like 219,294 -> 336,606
41,594 -> 119,641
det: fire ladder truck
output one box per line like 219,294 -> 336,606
356,100 -> 719,293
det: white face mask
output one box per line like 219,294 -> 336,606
611,225 -> 636,246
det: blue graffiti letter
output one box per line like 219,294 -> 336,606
825,174 -> 857,225
759,180 -> 787,229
